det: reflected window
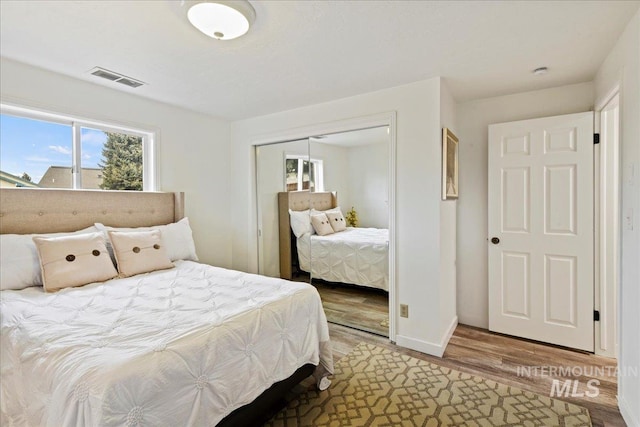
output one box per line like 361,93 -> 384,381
285,155 -> 323,192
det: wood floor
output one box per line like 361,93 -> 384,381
328,323 -> 625,427
294,276 -> 624,425
312,279 -> 389,336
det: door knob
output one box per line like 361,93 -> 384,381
491,237 -> 500,244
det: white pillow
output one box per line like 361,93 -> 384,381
326,210 -> 347,232
108,230 -> 174,278
95,217 -> 198,262
311,206 -> 342,215
288,209 -> 313,238
311,213 -> 335,236
0,226 -> 100,291
33,232 -> 118,293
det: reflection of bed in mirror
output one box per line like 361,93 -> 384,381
278,190 -> 389,291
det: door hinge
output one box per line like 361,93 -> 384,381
594,133 -> 600,144
594,310 -> 600,321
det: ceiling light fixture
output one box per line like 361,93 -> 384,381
185,0 -> 256,40
532,66 -> 549,76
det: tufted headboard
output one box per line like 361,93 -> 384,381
277,191 -> 337,279
0,188 -> 184,234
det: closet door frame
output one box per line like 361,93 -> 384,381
251,111 -> 398,342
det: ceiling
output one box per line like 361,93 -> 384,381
0,1 -> 638,120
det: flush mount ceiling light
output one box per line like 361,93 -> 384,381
185,0 -> 256,40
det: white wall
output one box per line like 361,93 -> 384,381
0,58 -> 233,267
346,142 -> 389,228
231,77 -> 458,356
440,82 -> 458,335
455,82 -> 594,328
594,9 -> 640,427
309,141 -> 350,205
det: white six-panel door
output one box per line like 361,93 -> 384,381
488,112 -> 594,352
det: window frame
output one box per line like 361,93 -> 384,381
284,154 -> 324,192
0,104 -> 157,191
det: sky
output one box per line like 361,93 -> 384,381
0,114 -> 106,183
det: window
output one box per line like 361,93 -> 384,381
0,115 -> 72,188
0,105 -> 155,191
81,127 -> 143,191
285,155 -> 323,192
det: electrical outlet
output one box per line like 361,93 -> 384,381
400,304 -> 409,318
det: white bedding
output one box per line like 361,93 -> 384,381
297,227 -> 389,291
0,261 -> 333,427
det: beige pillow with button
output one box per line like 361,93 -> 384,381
311,213 -> 335,236
32,232 -> 118,292
108,230 -> 174,278
326,210 -> 347,232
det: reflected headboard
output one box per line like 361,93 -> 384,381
277,190 -> 337,279
0,188 -> 184,234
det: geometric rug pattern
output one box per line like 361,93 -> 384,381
266,342 -> 592,426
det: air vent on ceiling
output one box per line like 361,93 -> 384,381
89,67 -> 145,88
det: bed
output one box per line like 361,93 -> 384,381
0,188 -> 333,427
278,191 -> 389,291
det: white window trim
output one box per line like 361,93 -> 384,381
284,154 -> 324,192
1,104 -> 157,191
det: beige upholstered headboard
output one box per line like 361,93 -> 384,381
277,191 -> 337,279
0,188 -> 184,234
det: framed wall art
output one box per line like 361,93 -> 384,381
442,128 -> 459,200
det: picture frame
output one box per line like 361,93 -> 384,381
442,128 -> 459,200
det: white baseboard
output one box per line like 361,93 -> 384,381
618,394 -> 640,427
396,316 -> 458,357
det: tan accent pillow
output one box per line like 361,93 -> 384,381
326,210 -> 347,232
311,214 -> 335,236
95,218 -> 198,262
108,230 -> 174,278
32,232 -> 118,292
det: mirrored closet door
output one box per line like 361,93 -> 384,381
256,138 -> 311,282
255,126 -> 391,337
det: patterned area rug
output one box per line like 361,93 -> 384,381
266,343 -> 591,426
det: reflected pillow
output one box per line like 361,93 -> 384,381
289,209 -> 313,238
108,230 -> 174,278
326,210 -> 347,232
311,213 -> 335,236
311,206 -> 342,216
32,232 -> 118,292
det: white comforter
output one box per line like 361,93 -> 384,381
0,261 -> 333,427
297,227 -> 389,291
